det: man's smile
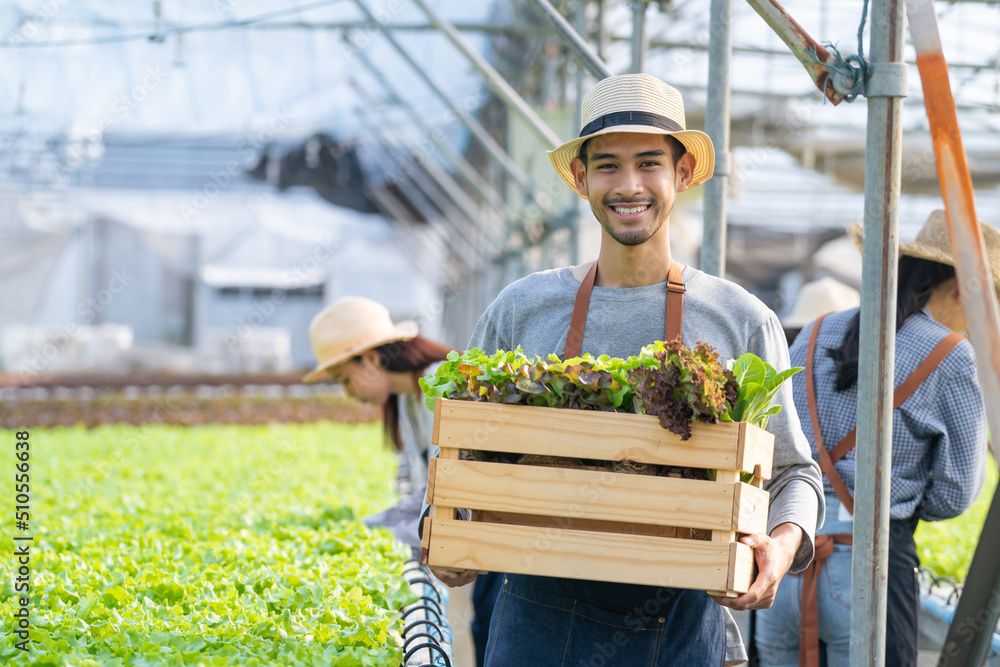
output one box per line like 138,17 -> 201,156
608,201 -> 652,222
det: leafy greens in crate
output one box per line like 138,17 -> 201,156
420,340 -> 801,478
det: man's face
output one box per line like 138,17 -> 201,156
570,132 -> 695,247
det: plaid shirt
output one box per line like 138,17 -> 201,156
789,307 -> 987,521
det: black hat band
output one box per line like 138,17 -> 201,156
579,111 -> 684,138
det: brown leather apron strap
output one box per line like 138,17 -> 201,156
564,260 -> 684,359
805,314 -> 856,515
798,533 -> 853,667
665,261 -> 685,343
827,332 -> 964,464
565,262 -> 598,359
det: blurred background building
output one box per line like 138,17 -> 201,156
2,0 -> 1000,376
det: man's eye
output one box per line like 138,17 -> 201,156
641,161 -> 661,168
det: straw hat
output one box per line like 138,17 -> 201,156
302,297 -> 418,384
548,74 -> 715,199
847,209 -> 1000,285
782,277 -> 861,329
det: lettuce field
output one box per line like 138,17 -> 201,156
915,456 -> 999,582
0,423 -> 417,665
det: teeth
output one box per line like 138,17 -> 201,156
613,205 -> 648,215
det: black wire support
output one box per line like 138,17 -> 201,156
400,561 -> 453,667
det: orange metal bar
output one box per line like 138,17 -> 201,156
906,3 -> 1000,663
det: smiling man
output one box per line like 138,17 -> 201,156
434,74 -> 825,666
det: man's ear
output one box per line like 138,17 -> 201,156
674,152 -> 696,192
570,157 -> 588,198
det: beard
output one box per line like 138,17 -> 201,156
594,198 -> 664,246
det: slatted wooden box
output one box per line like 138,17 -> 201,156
420,397 -> 774,597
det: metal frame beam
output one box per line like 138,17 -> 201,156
349,0 -> 535,196
525,0 -> 613,79
355,117 -> 487,268
352,80 -> 500,250
350,44 -> 514,221
411,0 -> 562,149
245,22 -> 998,72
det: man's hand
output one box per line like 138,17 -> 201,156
431,568 -> 480,588
712,522 -> 803,611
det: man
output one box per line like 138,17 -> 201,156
434,74 -> 825,665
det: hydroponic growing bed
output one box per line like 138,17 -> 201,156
0,423 -> 417,665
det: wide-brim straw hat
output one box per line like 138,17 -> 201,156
782,277 -> 861,329
847,209 -> 1000,286
548,73 -> 715,200
302,296 -> 418,384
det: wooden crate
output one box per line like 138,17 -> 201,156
420,398 -> 774,597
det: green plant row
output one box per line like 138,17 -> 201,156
914,455 -> 999,582
0,423 -> 417,666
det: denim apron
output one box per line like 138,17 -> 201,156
485,262 -> 726,666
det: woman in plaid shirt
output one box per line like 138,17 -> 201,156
755,210 -> 996,667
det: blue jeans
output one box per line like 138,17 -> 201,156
753,543 -> 853,666
472,571 -> 504,667
755,496 -> 854,666
754,497 -> 920,667
485,575 -> 725,666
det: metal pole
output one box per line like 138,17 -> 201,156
410,0 -> 561,149
569,0 -> 587,266
352,44 -> 514,220
350,0 -> 535,194
700,0 -> 733,278
630,0 -> 648,74
596,0 -> 607,61
851,1 -> 906,665
525,0 -> 612,79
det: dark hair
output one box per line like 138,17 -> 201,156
783,327 -> 803,348
370,335 -> 453,451
826,256 -> 956,390
578,134 -> 686,168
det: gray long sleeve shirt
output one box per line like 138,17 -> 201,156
465,263 -> 825,662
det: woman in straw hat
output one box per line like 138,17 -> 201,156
302,296 -> 453,550
305,297 -> 505,667
755,210 -> 992,667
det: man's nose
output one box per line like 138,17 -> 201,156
613,166 -> 644,198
